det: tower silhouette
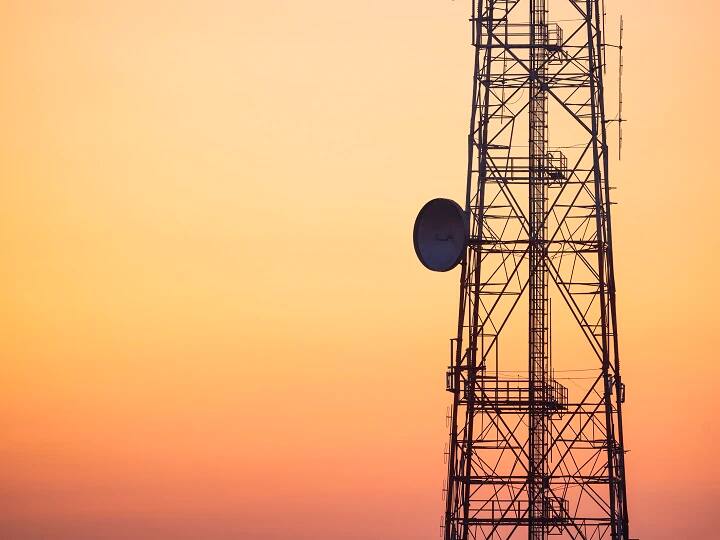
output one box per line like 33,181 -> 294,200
413,1 -> 630,538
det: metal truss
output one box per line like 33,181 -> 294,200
442,0 -> 629,538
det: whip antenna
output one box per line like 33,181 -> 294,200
619,15 -> 624,160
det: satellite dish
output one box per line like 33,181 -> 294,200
413,198 -> 467,272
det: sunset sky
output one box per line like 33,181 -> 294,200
1,1 -> 718,538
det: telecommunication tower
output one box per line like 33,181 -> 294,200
413,1 -> 630,538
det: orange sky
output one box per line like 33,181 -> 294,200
0,1 -> 718,538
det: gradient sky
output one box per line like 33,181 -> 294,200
0,1 -> 718,539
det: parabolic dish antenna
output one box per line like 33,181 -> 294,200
413,198 -> 467,272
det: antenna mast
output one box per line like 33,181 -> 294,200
413,1 -> 631,538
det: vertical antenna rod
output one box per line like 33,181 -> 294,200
619,15 -> 624,159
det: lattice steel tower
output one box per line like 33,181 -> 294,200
412,0 -> 630,538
